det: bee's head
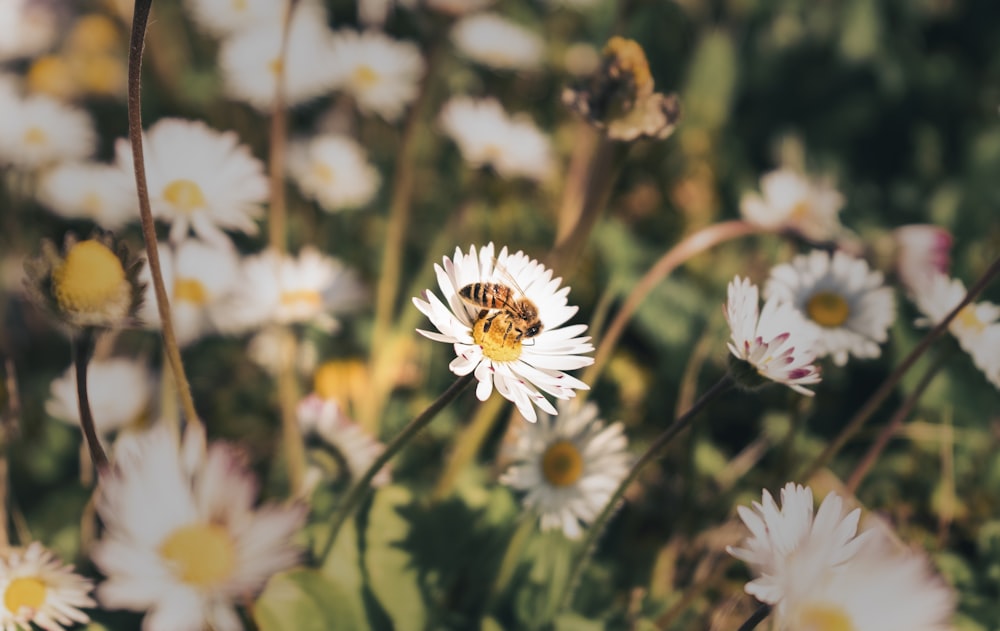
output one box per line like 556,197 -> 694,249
525,322 -> 543,338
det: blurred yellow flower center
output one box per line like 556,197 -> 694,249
604,36 -> 653,92
3,577 -> 47,614
233,0 -> 248,11
541,440 -> 584,487
23,127 -> 48,146
353,65 -> 379,88
806,291 -> 850,327
314,361 -> 343,400
164,179 -> 207,214
312,163 -> 335,185
174,278 -> 208,305
794,604 -> 856,631
27,55 -> 74,99
78,54 -> 124,96
81,192 -> 103,215
68,14 -> 121,54
790,200 -> 812,220
160,523 -> 236,587
281,290 -> 322,308
956,304 -> 986,334
52,240 -> 126,313
472,313 -> 523,362
269,58 -> 284,77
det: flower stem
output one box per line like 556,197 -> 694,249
736,604 -> 772,631
267,0 -> 299,254
318,373 -> 475,563
126,0 -> 202,432
557,374 -> 734,615
798,252 -> 1000,481
72,332 -> 109,475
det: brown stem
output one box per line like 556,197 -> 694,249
736,604 -> 772,631
72,334 -> 109,474
267,0 -> 300,254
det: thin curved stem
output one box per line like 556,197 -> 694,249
736,603 -> 771,631
318,373 -> 475,563
557,374 -> 734,615
127,0 -> 202,431
72,333 -> 109,474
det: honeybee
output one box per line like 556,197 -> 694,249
459,281 -> 543,346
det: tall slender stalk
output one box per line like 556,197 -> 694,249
71,333 -> 109,474
126,0 -> 202,431
736,604 -> 772,631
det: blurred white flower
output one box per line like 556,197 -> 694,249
288,134 -> 380,212
93,424 -> 306,631
500,400 -> 630,539
46,357 -> 154,435
0,94 -> 96,171
114,118 -> 268,247
358,0 -> 495,27
0,542 -> 95,631
766,251 -> 895,366
329,30 -> 424,121
413,243 -> 594,422
439,97 -> 554,181
297,394 -> 390,488
0,0 -> 58,62
219,1 -> 339,111
246,326 -> 319,377
892,224 -> 952,296
37,161 -> 137,230
451,13 -> 544,71
183,0 -> 284,38
740,168 -> 845,242
725,276 -> 821,395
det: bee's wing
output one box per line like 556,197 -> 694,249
489,256 -> 529,303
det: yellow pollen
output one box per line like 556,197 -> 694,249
311,163 -> 335,185
790,200 -> 812,220
81,192 -> 103,215
3,577 -> 47,615
159,523 -> 236,587
806,291 -> 851,328
52,240 -> 126,314
352,65 -> 379,88
471,313 -> 523,362
23,126 -> 48,146
794,603 -> 856,631
541,440 -> 584,487
281,289 -> 322,308
162,180 -> 206,214
603,36 -> 653,91
956,304 -> 986,334
174,278 -> 208,305
269,58 -> 284,77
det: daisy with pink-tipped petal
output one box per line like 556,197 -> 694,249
297,394 -> 390,487
892,224 -> 952,295
0,542 -> 95,631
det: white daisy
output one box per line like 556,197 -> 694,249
740,168 -> 845,242
0,542 -> 95,631
439,97 -> 554,181
287,134 -> 380,212
139,239 -> 242,347
412,243 -> 594,423
92,424 -> 306,631
499,400 -> 630,539
246,326 -> 320,377
725,276 -> 822,395
297,394 -> 390,487
451,13 -> 545,71
328,30 -> 424,121
913,273 -> 1000,389
37,161 -> 137,230
46,357 -> 154,435
218,1 -> 339,112
765,250 -> 895,366
183,0 -> 284,38
892,224 -> 952,296
0,0 -> 58,62
726,483 -> 872,608
114,118 -> 268,247
0,95 -> 96,171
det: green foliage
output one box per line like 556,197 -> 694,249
255,569 -> 370,631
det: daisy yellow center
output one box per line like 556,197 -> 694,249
23,126 -> 48,146
68,15 -> 120,54
471,313 -> 523,362
311,163 -> 335,185
78,54 -> 124,96
794,603 -> 856,631
603,36 -> 653,91
541,440 -> 584,487
174,278 -> 208,304
27,55 -> 73,98
790,199 -> 812,220
269,58 -> 284,77
281,289 -> 323,308
3,577 -> 47,615
163,179 -> 207,214
160,523 -> 236,587
81,192 -> 103,215
806,291 -> 850,327
232,0 -> 248,10
956,304 -> 986,334
314,361 -> 342,400
52,240 -> 126,313
352,64 -> 379,88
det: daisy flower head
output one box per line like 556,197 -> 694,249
183,0 -> 284,38
114,118 -> 268,247
92,424 -> 306,631
46,357 -> 153,435
37,161 -> 137,230
451,13 -> 545,71
499,400 -> 630,539
0,94 -> 96,171
0,0 -> 58,63
412,243 -> 594,422
765,250 -> 895,366
287,134 -> 380,212
725,276 -> 821,395
328,30 -> 424,122
0,542 -> 95,631
740,168 -> 845,242
297,394 -> 390,488
218,1 -> 339,112
892,224 -> 952,296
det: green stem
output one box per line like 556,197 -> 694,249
557,374 -> 734,615
318,373 -> 475,563
72,333 -> 109,474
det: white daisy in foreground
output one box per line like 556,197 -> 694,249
0,95 -> 96,170
439,97 -> 554,181
725,276 -> 821,395
500,400 -> 630,539
913,273 -> 1000,389
451,13 -> 545,71
114,118 -> 268,247
46,357 -> 153,435
183,0 -> 283,38
288,134 -> 380,212
0,542 -> 95,631
297,394 -> 390,487
765,250 -> 895,366
329,30 -> 424,121
219,1 -> 339,112
37,162 -> 137,230
740,168 -> 845,242
892,224 -> 952,295
413,243 -> 594,422
92,424 -> 306,631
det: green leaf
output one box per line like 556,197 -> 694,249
254,568 -> 369,631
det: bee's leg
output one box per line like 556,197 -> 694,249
482,311 -> 497,333
504,319 -> 517,345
